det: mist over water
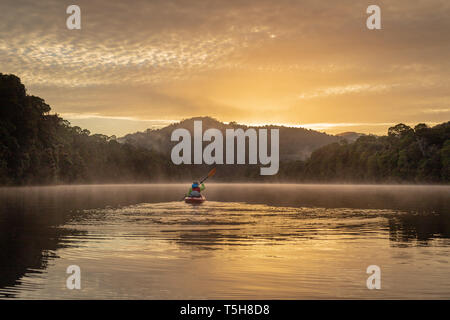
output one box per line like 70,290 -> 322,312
0,184 -> 449,299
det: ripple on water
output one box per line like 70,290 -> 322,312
59,201 -> 401,249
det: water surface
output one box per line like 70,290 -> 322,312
0,184 -> 449,299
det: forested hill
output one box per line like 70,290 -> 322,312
0,73 -> 449,185
282,122 -> 450,183
0,74 -> 170,184
120,116 -> 339,161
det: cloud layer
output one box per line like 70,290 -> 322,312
1,0 -> 449,135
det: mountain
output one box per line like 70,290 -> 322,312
119,116 -> 340,161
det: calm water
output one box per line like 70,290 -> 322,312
0,184 -> 449,299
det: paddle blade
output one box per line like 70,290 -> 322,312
208,168 -> 217,178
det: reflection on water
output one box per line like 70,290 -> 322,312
0,184 -> 449,299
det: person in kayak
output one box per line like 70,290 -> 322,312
187,181 -> 205,198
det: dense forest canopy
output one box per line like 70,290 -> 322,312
0,73 -> 449,185
0,74 -> 169,184
282,122 -> 450,183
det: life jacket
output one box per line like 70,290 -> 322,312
192,185 -> 201,192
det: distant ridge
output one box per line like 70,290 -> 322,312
119,116 -> 340,161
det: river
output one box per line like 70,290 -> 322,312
0,184 -> 449,299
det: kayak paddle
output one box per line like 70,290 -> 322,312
200,167 -> 217,184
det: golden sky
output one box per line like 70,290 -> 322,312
1,0 -> 449,136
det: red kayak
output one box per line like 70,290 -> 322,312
184,195 -> 206,204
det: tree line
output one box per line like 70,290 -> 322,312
280,122 -> 450,183
0,74 -> 170,185
0,73 -> 448,185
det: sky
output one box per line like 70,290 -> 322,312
0,0 -> 449,136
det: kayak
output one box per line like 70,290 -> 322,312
184,195 -> 206,204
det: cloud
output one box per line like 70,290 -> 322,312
0,0 -> 449,135
298,84 -> 391,100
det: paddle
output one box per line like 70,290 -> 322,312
182,168 -> 216,200
200,167 -> 217,184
